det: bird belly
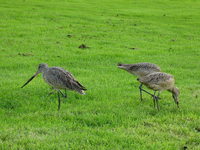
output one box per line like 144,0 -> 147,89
145,83 -> 160,91
145,81 -> 174,91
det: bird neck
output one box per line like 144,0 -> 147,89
169,87 -> 179,96
41,66 -> 49,73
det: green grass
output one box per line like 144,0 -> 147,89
1,0 -> 200,149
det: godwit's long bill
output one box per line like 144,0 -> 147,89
21,63 -> 86,110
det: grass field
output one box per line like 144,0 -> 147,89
1,0 -> 200,149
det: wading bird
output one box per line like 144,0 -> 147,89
138,72 -> 179,110
117,63 -> 161,100
21,63 -> 86,110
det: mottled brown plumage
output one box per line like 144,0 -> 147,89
117,62 -> 161,101
21,63 -> 86,110
42,66 -> 86,93
138,72 -> 180,109
118,62 -> 161,77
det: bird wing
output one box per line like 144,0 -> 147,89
129,63 -> 160,71
50,67 -> 86,91
139,72 -> 174,91
143,73 -> 172,84
65,71 -> 87,91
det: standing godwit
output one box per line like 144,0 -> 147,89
117,62 -> 161,100
138,72 -> 179,110
21,63 -> 86,110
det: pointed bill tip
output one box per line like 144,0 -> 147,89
21,73 -> 37,88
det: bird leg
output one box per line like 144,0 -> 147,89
139,84 -> 156,100
153,91 -> 160,110
153,91 -> 156,108
59,90 -> 67,98
57,91 -> 61,111
139,86 -> 161,100
140,88 -> 155,98
139,84 -> 143,101
48,89 -> 66,98
64,89 -> 67,98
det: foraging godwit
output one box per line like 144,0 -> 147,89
21,63 -> 86,110
117,63 -> 161,100
138,72 -> 179,110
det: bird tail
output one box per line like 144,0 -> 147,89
73,80 -> 87,95
80,90 -> 86,95
76,81 -> 87,91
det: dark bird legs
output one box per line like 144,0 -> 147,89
139,84 -> 160,110
49,89 -> 67,111
59,89 -> 67,98
139,84 -> 160,100
138,72 -> 180,110
57,91 -> 61,111
153,91 -> 160,110
139,84 -> 143,101
48,89 -> 67,98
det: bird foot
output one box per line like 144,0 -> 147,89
62,95 -> 67,98
152,96 -> 161,100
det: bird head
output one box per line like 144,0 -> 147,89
172,87 -> 180,107
37,63 -> 48,73
21,63 -> 48,88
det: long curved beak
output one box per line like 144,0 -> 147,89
21,72 -> 39,88
172,95 -> 179,108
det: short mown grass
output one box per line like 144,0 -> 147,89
0,0 -> 200,149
